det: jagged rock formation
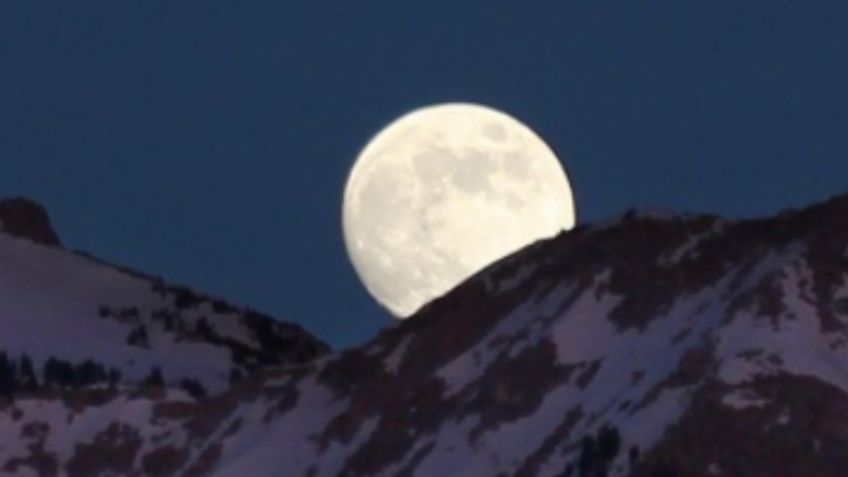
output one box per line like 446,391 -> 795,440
1,194 -> 848,476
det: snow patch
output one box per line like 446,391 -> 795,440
721,389 -> 769,410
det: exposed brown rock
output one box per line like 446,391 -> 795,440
514,406 -> 585,477
153,400 -> 198,422
634,342 -> 717,414
65,422 -> 142,477
3,421 -> 58,477
467,340 -> 576,441
184,443 -> 222,477
141,445 -> 189,476
394,442 -> 436,477
575,360 -> 603,389
630,374 -> 848,477
0,197 -> 61,246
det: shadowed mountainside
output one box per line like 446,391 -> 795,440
1,194 -> 848,476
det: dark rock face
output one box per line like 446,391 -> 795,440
0,198 -> 61,246
631,375 -> 848,477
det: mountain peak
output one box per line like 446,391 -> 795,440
0,197 -> 61,247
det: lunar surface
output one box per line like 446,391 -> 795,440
343,103 -> 576,317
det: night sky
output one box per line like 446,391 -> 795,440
2,2 -> 847,348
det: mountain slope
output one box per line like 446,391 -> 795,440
0,197 -> 328,395
2,194 -> 848,476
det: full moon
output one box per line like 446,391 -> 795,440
343,103 -> 576,318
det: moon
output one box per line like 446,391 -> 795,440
343,103 -> 576,318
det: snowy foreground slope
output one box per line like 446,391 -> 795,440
3,194 -> 848,476
0,197 -> 328,394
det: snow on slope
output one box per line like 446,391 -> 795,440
3,194 -> 848,476
213,194 -> 848,477
0,199 -> 328,394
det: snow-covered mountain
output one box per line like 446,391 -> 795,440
0,197 -> 328,395
2,194 -> 848,476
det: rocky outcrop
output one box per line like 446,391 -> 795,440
0,197 -> 61,246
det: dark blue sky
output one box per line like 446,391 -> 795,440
2,2 -> 847,348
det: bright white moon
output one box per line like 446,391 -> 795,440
343,103 -> 576,318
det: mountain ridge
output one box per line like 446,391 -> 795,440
0,197 -> 329,397
0,193 -> 847,476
